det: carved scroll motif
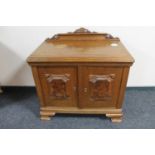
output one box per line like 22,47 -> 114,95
73,27 -> 92,33
45,74 -> 70,99
46,27 -> 119,41
89,74 -> 115,101
72,27 -> 118,39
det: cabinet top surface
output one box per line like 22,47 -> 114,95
27,28 -> 134,64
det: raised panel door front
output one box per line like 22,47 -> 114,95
79,66 -> 123,108
38,67 -> 77,107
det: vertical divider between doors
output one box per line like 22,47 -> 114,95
75,65 -> 79,108
77,65 -> 83,108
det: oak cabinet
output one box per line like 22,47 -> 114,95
27,28 -> 134,123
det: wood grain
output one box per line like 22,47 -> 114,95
27,28 -> 134,64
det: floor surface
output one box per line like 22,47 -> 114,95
0,87 -> 155,129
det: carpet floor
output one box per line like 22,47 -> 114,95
0,87 -> 155,129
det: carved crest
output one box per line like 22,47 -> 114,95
89,74 -> 115,83
73,27 -> 92,34
45,74 -> 70,83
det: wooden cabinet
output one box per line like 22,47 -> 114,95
27,28 -> 134,123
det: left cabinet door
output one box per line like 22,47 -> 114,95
38,67 -> 77,107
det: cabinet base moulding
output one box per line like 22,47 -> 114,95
40,107 -> 123,123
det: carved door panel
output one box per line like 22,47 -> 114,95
38,67 -> 77,107
79,66 -> 123,108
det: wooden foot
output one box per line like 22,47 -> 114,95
106,112 -> 123,123
40,110 -> 55,121
40,116 -> 51,121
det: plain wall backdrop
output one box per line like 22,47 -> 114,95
0,26 -> 155,86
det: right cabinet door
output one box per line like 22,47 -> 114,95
79,66 -> 123,108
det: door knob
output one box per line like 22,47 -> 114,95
73,86 -> 76,91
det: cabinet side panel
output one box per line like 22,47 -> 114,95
116,67 -> 130,108
31,66 -> 45,107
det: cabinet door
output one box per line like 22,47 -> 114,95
38,67 -> 77,107
79,66 -> 123,108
